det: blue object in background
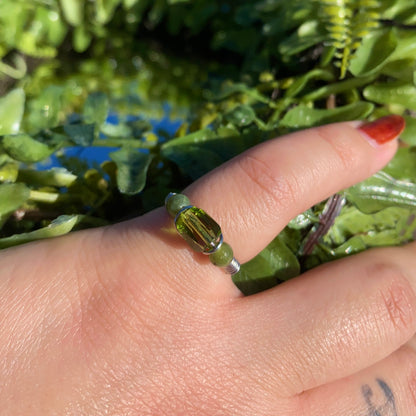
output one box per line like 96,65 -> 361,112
39,108 -> 183,169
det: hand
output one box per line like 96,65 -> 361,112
2,116 -> 415,415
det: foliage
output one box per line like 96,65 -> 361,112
1,0 -> 416,294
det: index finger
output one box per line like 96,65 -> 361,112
114,116 -> 403,295
183,116 -> 402,262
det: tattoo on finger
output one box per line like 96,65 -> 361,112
361,379 -> 397,416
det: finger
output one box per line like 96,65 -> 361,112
184,117 -> 402,261
298,345 -> 416,416
229,245 -> 416,396
100,116 -> 403,298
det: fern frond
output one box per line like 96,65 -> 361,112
319,0 -> 381,78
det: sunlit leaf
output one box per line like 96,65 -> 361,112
350,29 -> 398,76
281,102 -> 374,128
2,134 -> 55,163
0,89 -> 25,135
345,171 -> 416,213
0,215 -> 83,249
364,82 -> 416,111
83,92 -> 109,127
60,0 -> 84,26
0,183 -> 30,226
232,236 -> 300,295
64,123 -> 95,146
109,147 -> 154,194
17,168 -> 77,187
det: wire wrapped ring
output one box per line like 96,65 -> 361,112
165,192 -> 241,275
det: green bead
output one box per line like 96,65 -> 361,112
209,242 -> 233,267
165,193 -> 191,218
175,206 -> 222,253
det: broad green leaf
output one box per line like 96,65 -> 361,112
109,148 -> 154,194
288,209 -> 319,229
224,105 -> 256,127
384,148 -> 416,180
211,82 -> 271,104
317,205 -> 416,264
162,128 -> 216,149
0,162 -> 18,182
64,123 -> 95,146
345,171 -> 416,213
388,29 -> 416,62
2,134 -> 55,163
364,82 -> 416,111
25,86 -> 64,130
232,236 -> 300,296
380,59 -> 415,82
162,145 -> 223,180
0,89 -> 25,135
280,102 -> 374,128
0,215 -> 82,249
323,205 -> 415,247
285,69 -> 334,98
95,0 -> 122,24
397,116 -> 416,145
162,129 -> 266,180
100,122 -> 132,138
83,92 -> 109,127
73,25 -> 92,52
350,29 -> 398,76
17,168 -> 77,187
0,182 -> 30,226
279,20 -> 326,56
60,0 -> 84,26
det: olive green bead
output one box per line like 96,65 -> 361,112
175,206 -> 222,253
165,193 -> 190,218
209,242 -> 233,267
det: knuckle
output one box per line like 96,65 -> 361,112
314,125 -> 359,172
372,263 -> 416,336
236,154 -> 299,216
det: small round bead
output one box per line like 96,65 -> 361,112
209,242 -> 234,267
165,193 -> 191,218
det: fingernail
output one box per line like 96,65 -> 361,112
358,115 -> 406,146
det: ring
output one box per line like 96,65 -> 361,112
165,192 -> 241,275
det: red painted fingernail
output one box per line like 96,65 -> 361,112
358,115 -> 406,146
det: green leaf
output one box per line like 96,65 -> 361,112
0,162 -> 19,183
364,82 -> 416,111
0,183 -> 30,226
317,205 -> 416,263
17,168 -> 77,187
0,215 -> 82,249
0,89 -> 25,135
83,92 -> 109,126
162,128 -> 266,180
25,86 -> 64,130
285,69 -> 334,98
279,20 -> 326,56
345,171 -> 416,213
162,145 -> 223,180
64,123 -> 95,146
280,102 -> 374,128
224,105 -> 256,127
109,148 -> 154,194
60,0 -> 84,26
162,128 -> 217,149
384,147 -> 416,180
232,236 -> 300,296
2,134 -> 55,163
350,29 -> 398,76
73,25 -> 92,52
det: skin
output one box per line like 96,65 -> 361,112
1,121 -> 416,415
